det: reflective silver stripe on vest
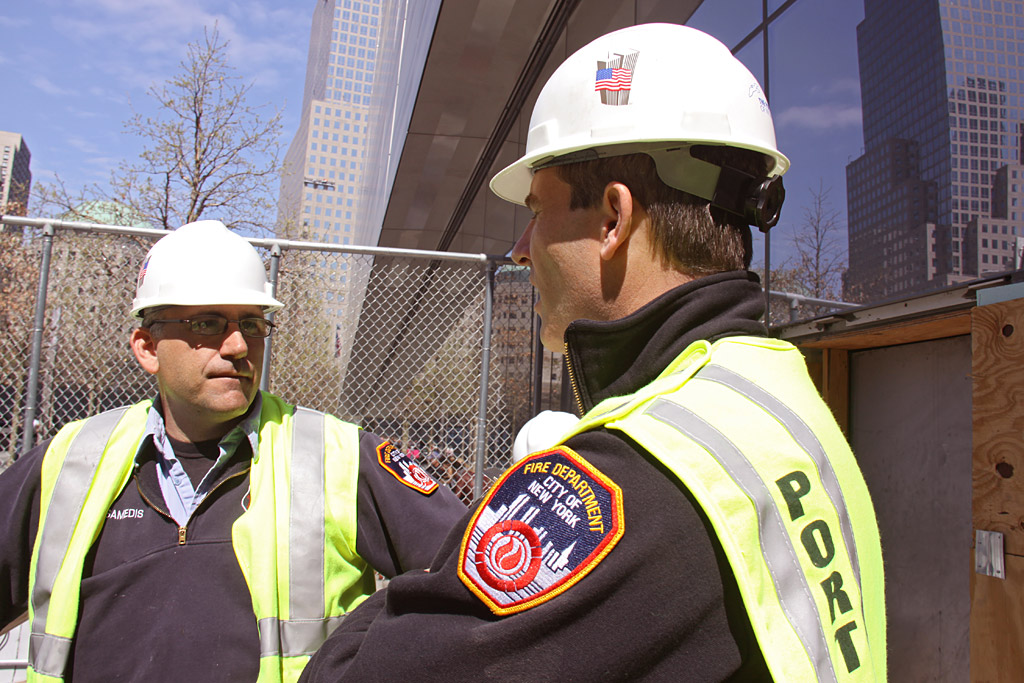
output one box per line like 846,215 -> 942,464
695,364 -> 862,585
644,399 -> 838,683
28,632 -> 72,678
29,406 -> 132,677
259,407 -> 342,658
258,615 -> 346,658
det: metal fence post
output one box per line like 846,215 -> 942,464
260,242 -> 283,393
473,260 -> 496,501
19,223 -> 55,458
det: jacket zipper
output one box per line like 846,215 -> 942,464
563,341 -> 585,415
136,468 -> 250,546
136,485 -> 187,544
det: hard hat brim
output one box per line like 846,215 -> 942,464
490,140 -> 790,206
130,290 -> 284,319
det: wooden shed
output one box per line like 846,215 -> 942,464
777,272 -> 1024,682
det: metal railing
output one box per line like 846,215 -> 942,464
769,289 -> 860,323
0,216 -> 542,506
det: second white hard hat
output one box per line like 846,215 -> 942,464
489,23 -> 790,208
511,410 -> 581,464
130,220 -> 283,319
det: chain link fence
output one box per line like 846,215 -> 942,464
0,217 -> 545,505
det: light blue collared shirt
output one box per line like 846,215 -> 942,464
136,395 -> 263,527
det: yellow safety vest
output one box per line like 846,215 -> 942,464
26,393 -> 370,683
566,336 -> 887,682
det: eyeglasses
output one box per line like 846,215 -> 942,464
149,315 -> 276,338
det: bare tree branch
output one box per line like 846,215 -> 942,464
790,181 -> 847,302
110,25 -> 283,235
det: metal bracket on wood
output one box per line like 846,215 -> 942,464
975,529 -> 1005,579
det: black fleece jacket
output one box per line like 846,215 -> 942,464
299,271 -> 774,683
0,403 -> 467,682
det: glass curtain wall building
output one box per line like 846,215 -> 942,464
277,0 -> 382,253
845,0 -> 1024,299
681,1 -> 865,323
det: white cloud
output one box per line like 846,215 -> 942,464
777,104 -> 862,131
66,136 -> 102,155
31,167 -> 62,186
0,15 -> 30,28
809,78 -> 862,98
31,76 -> 74,97
47,1 -> 306,96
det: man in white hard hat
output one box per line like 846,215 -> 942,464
0,220 -> 467,682
299,23 -> 886,682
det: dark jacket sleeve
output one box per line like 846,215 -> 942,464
0,441 -> 49,628
302,429 -> 768,682
354,431 -> 467,577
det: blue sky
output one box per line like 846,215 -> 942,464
689,0 -> 867,271
0,0 -> 311,196
1,0 -> 865,270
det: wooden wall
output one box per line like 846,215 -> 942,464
971,297 -> 1024,681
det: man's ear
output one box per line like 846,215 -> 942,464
130,327 -> 160,376
599,182 -> 635,261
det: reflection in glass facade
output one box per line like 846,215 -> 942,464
360,0 -> 441,246
846,0 -> 1024,299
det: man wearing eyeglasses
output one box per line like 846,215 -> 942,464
0,220 -> 467,683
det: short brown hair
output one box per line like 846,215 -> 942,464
553,147 -> 770,274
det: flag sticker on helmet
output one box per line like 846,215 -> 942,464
594,67 -> 632,90
137,256 -> 150,290
376,441 -> 439,495
595,49 -> 638,105
457,446 -> 624,615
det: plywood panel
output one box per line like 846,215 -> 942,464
970,552 -> 1024,682
822,348 -> 849,435
972,300 -> 1024,557
850,337 -> 973,682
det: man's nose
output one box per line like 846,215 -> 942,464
510,220 -> 534,266
219,325 -> 249,358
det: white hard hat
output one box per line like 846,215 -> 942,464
490,23 -> 790,229
130,220 -> 283,319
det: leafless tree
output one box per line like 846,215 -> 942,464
790,181 -> 847,302
0,184 -> 39,458
758,182 -> 853,326
115,26 -> 282,233
36,26 -> 282,235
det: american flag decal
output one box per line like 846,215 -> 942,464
137,256 -> 150,290
595,49 -> 639,105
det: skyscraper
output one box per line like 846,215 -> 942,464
845,0 -> 1024,299
0,131 -> 32,216
277,0 -> 382,248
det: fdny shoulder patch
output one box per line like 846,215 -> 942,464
376,441 -> 438,495
457,446 -> 624,615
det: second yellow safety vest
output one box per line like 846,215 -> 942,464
26,393 -> 369,683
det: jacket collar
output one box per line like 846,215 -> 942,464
562,270 -> 766,414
